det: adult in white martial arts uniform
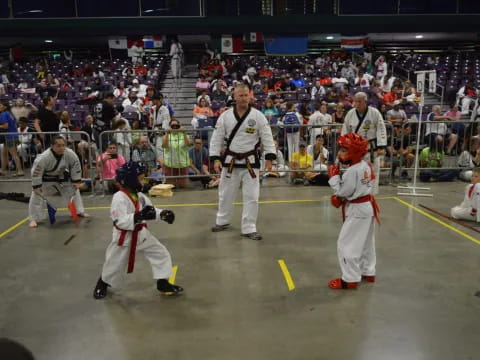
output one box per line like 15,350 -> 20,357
169,38 -> 183,79
341,92 -> 387,194
209,84 -> 276,240
327,133 -> 379,290
93,161 -> 183,299
28,136 -> 88,228
451,167 -> 480,222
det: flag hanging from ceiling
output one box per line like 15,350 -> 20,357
108,37 -> 127,49
340,35 -> 368,51
245,32 -> 263,42
221,35 -> 243,53
264,35 -> 308,56
143,36 -> 163,49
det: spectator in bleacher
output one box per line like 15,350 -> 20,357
211,82 -> 228,103
96,142 -> 125,193
419,138 -> 457,182
469,91 -> 480,122
58,111 -> 74,145
112,118 -> 132,162
150,94 -> 171,130
380,73 -> 395,93
332,72 -> 349,90
121,66 -> 134,77
134,61 -> 147,77
196,90 -> 211,106
17,117 -> 36,164
122,89 -> 145,120
275,75 -> 296,92
132,136 -> 157,174
131,119 -> 143,148
456,80 -> 477,115
0,101 -> 23,176
11,98 -> 37,122
46,73 -> 60,88
169,37 -> 184,79
424,105 -> 456,149
195,75 -> 210,95
162,119 -> 191,188
307,134 -> 328,173
261,98 -> 279,119
458,136 -> 480,182
289,143 -> 313,185
130,41 -> 144,64
311,80 -> 326,101
242,67 -> 257,86
355,70 -> 374,89
34,95 -> 59,148
78,114 -> 96,173
188,136 -> 214,188
332,103 -> 345,124
402,80 -> 420,104
36,78 -> 57,99
290,72 -> 306,88
35,59 -> 47,79
129,79 -> 147,98
191,97 -> 214,129
113,81 -> 128,100
338,88 -> 353,108
375,55 -> 388,80
259,65 -> 273,79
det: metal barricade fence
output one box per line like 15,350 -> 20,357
0,131 -> 95,193
398,120 -> 480,182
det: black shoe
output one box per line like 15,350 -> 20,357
157,279 -> 184,295
241,232 -> 263,240
211,223 -> 230,232
93,277 -> 109,300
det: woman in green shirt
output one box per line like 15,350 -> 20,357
162,119 -> 191,188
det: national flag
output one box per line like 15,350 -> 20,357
127,37 -> 144,49
249,32 -> 263,42
264,35 -> 308,56
47,202 -> 57,225
108,37 -> 128,49
221,35 -> 243,54
340,35 -> 368,51
143,36 -> 163,49
68,197 -> 78,223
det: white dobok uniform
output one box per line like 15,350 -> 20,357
342,106 -> 388,194
29,148 -> 85,222
451,183 -> 480,222
150,104 -> 171,130
169,42 -> 183,79
209,106 -> 275,234
329,160 -> 377,283
456,86 -> 477,115
101,191 -> 173,287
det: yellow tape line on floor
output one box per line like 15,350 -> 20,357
0,217 -> 29,239
393,197 -> 480,246
278,259 -> 295,291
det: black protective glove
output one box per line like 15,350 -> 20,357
160,209 -> 175,224
134,205 -> 157,223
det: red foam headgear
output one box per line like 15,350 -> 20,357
337,133 -> 369,165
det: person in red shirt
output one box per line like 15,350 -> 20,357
383,86 -> 399,106
259,66 -> 273,79
134,62 -> 147,77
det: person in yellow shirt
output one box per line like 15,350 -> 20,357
290,143 -> 313,185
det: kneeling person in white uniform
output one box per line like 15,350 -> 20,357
209,84 -> 276,240
93,162 -> 183,299
451,167 -> 480,222
327,133 -> 380,290
28,136 -> 88,228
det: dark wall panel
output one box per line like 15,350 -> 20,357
339,0 -> 397,14
13,0 -> 75,18
400,0 -> 456,13
77,0 -> 139,17
459,0 -> 480,13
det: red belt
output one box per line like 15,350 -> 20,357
115,223 -> 147,273
341,194 -> 380,224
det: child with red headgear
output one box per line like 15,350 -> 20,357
327,133 -> 380,290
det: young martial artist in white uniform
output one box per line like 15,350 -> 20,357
451,167 -> 480,222
209,84 -> 276,240
341,92 -> 387,194
93,161 -> 183,299
28,136 -> 88,228
327,133 -> 380,290
169,38 -> 183,79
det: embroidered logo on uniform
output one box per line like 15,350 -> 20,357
361,170 -> 370,185
363,119 -> 371,131
247,119 -> 256,127
245,128 -> 256,134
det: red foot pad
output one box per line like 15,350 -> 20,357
328,278 -> 358,290
362,275 -> 376,282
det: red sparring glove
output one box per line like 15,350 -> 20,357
328,164 -> 340,178
330,195 -> 344,208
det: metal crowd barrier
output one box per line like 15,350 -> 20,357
0,131 -> 95,194
397,120 -> 480,182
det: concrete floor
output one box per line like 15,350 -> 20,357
1,180 -> 480,360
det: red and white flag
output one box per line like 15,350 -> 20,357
249,32 -> 263,42
340,35 -> 368,51
221,35 -> 243,53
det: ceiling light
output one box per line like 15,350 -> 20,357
415,35 -> 423,39
326,36 -> 334,40
29,10 -> 43,13
143,9 -> 154,13
44,40 -> 53,43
